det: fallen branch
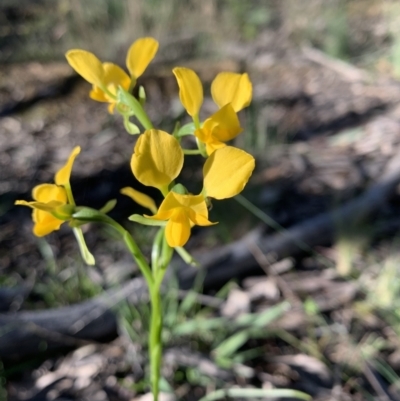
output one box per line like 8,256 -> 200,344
2,151 -> 400,361
0,278 -> 146,361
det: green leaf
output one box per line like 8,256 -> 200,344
214,302 -> 290,361
176,122 -> 196,137
236,301 -> 290,327
72,207 -> 110,223
117,87 -> 153,130
213,330 -> 249,361
123,116 -> 141,135
175,246 -> 198,266
99,199 -> 117,214
197,388 -> 311,401
174,316 -> 227,336
128,214 -> 167,226
72,227 -> 95,265
138,85 -> 146,106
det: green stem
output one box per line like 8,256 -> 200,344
182,149 -> 202,155
117,87 -> 153,130
195,137 -> 208,158
148,233 -> 172,401
149,284 -> 163,401
98,213 -> 172,401
193,114 -> 200,129
103,216 -> 153,286
72,208 -> 164,398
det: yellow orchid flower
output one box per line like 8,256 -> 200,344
89,63 -> 131,114
16,184 -> 69,237
66,37 -> 159,113
172,67 -> 252,155
131,129 -> 184,194
211,72 -> 252,112
15,147 -> 81,236
146,192 -> 215,247
15,147 -> 95,265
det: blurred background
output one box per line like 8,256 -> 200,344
3,0 -> 400,400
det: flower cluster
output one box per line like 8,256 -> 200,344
123,129 -> 254,247
16,36 -> 255,252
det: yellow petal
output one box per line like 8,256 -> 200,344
33,213 -> 64,237
102,62 -> 131,94
121,187 -> 157,214
107,102 -> 116,114
15,199 -> 34,208
90,86 -> 109,102
186,195 -> 215,226
194,128 -> 225,155
55,147 -> 81,186
166,208 -> 191,247
31,201 -> 65,236
207,104 -> 242,142
65,50 -> 104,86
126,37 -> 159,79
203,146 -> 255,199
146,192 -> 216,246
16,184 -> 68,237
173,67 -> 203,117
131,129 -> 183,191
15,200 -> 64,213
145,191 -> 181,221
32,184 -> 68,203
211,72 -> 252,112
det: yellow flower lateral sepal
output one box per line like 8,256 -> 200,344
211,72 -> 252,112
131,129 -> 184,194
121,187 -> 157,214
146,192 -> 215,247
203,146 -> 255,199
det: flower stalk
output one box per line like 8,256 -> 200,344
15,36 -> 256,401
